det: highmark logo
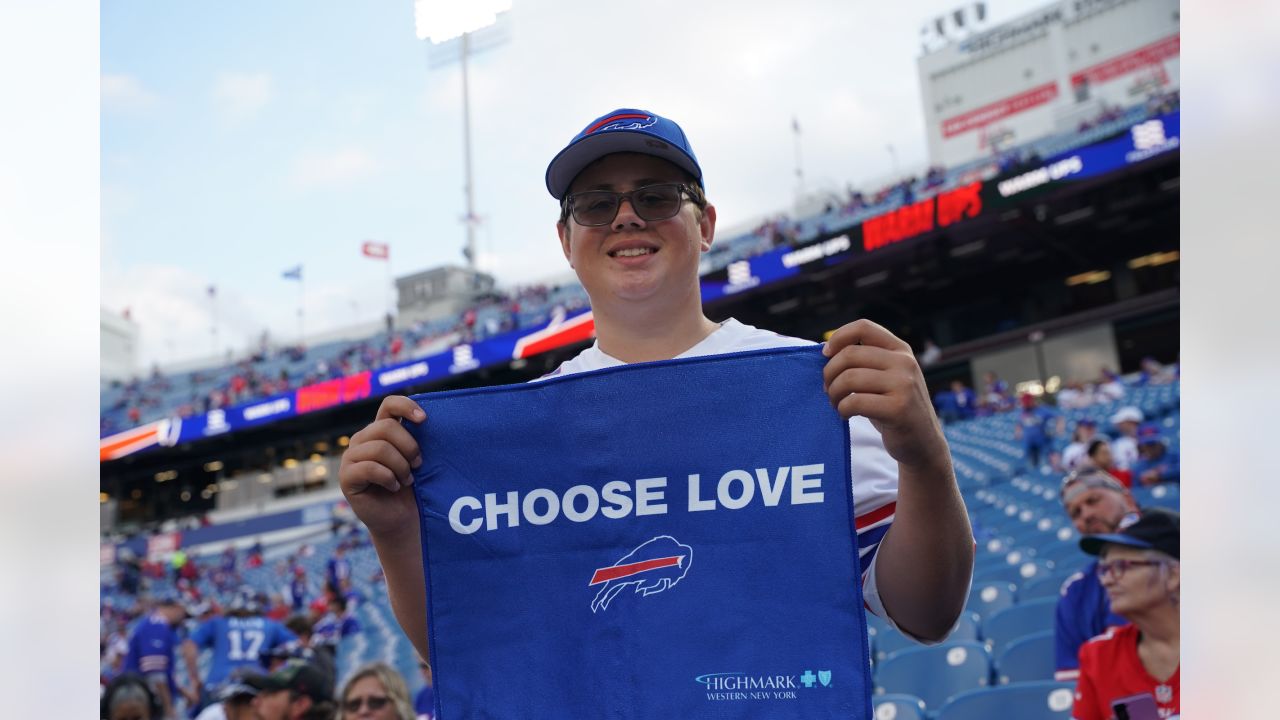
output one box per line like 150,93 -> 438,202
695,670 -> 831,702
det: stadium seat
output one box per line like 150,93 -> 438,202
952,611 -> 982,643
1034,542 -> 1091,573
866,611 -> 893,665
872,693 -> 929,720
1019,571 -> 1075,603
972,564 -> 1023,585
874,641 -> 991,711
982,598 -> 1057,652
872,610 -> 981,663
995,631 -> 1056,684
967,581 -> 1017,622
873,626 -> 917,664
934,680 -> 1076,720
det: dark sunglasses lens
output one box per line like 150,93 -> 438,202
344,696 -> 390,712
632,185 -> 682,220
573,192 -> 620,225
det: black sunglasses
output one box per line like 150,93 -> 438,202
564,183 -> 694,227
342,695 -> 390,712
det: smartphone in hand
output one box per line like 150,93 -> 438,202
1111,692 -> 1160,720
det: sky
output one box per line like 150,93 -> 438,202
102,0 -> 1052,369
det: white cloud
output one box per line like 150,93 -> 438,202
100,261 -> 401,369
474,247 -> 571,286
212,72 -> 272,124
290,147 -> 379,190
101,73 -> 157,112
100,264 -> 227,368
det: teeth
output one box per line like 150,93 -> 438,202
613,247 -> 654,257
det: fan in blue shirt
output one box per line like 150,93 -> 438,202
123,596 -> 191,719
1133,423 -> 1180,485
1014,393 -> 1060,470
182,588 -> 298,694
325,546 -> 351,594
1053,470 -> 1139,680
311,595 -> 360,650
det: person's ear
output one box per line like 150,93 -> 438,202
557,221 -> 573,266
1166,560 -> 1180,595
698,203 -> 716,252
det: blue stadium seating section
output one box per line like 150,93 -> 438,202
935,681 -> 1076,720
873,693 -> 930,720
982,598 -> 1056,654
874,641 -> 992,711
995,631 -> 1056,685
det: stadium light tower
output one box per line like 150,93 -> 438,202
414,0 -> 511,271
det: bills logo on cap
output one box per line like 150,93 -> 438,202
589,535 -> 692,613
586,112 -> 657,135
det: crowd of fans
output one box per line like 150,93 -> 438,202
101,282 -> 589,437
942,355 -> 1181,716
935,356 -> 1179,489
101,522 -> 438,720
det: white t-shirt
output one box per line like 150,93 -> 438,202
543,318 -> 902,628
1062,441 -> 1091,472
1112,436 -> 1139,471
194,703 -> 227,720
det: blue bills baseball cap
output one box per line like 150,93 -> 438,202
545,108 -> 703,200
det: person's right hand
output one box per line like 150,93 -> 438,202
339,395 -> 425,537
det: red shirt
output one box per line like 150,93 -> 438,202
1106,467 -> 1133,488
1074,624 -> 1179,719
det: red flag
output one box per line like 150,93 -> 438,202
362,240 -> 390,260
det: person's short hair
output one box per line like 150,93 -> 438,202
336,662 -> 416,720
101,673 -> 163,720
260,659 -> 333,704
1060,467 -> 1129,506
286,613 -> 313,637
1086,438 -> 1110,458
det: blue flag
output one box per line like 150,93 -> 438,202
282,265 -> 302,281
408,346 -> 873,719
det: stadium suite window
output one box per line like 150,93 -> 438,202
1130,260 -> 1179,296
1064,275 -> 1118,315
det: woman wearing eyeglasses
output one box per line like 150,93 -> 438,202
1072,508 -> 1180,720
336,663 -> 415,720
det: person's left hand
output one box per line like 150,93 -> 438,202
1140,468 -> 1161,486
822,319 -> 950,471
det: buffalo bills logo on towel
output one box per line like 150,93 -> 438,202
590,535 -> 692,613
585,112 -> 657,135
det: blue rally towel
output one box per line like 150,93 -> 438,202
407,346 -> 874,719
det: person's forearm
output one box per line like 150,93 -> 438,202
149,676 -> 173,719
371,524 -> 430,660
181,641 -> 201,691
874,454 -> 974,642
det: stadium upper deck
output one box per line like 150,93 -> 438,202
101,91 -> 1178,445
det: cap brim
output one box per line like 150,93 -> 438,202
1079,533 -> 1155,556
216,683 -> 260,701
545,131 -> 701,200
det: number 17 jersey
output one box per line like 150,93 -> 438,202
190,615 -> 297,685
